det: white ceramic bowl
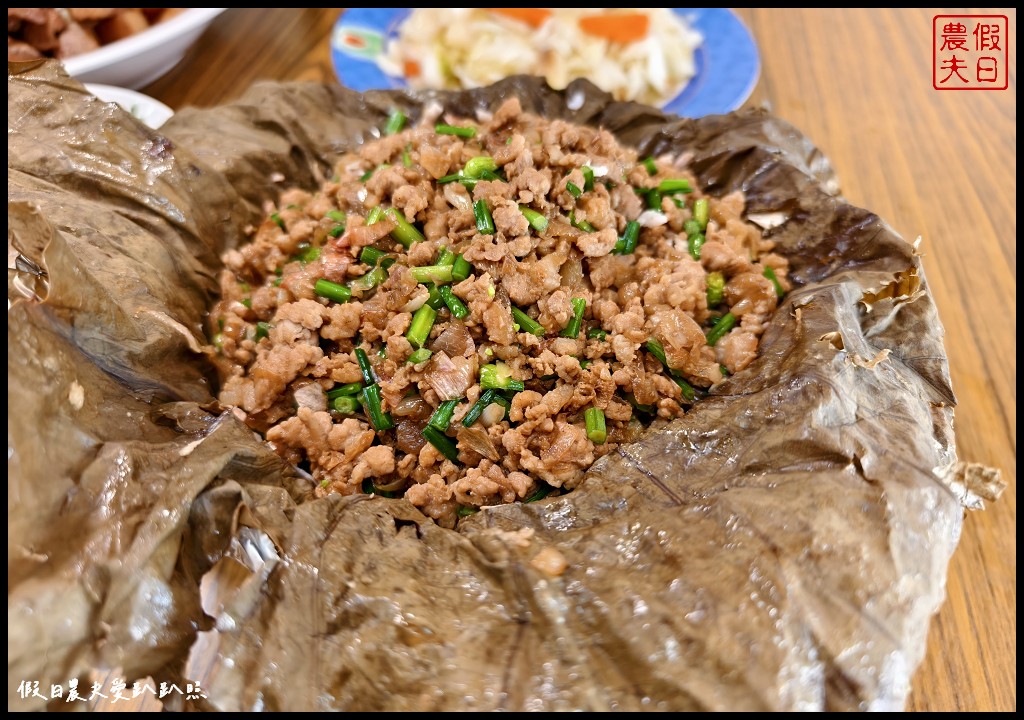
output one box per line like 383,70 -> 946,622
84,84 -> 175,129
63,8 -> 226,90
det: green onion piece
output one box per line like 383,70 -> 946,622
561,297 -> 586,338
582,166 -> 595,192
473,199 -> 495,235
436,246 -> 456,266
675,376 -> 697,403
479,169 -> 506,182
273,277 -> 284,287
350,265 -> 388,291
328,225 -> 345,238
479,362 -> 525,392
693,198 -> 709,230
406,303 -> 437,348
327,382 -> 363,399
383,108 -> 406,136
293,245 -> 321,264
270,212 -> 285,229
437,173 -> 462,184
438,285 -> 469,319
385,207 -> 425,247
354,347 -> 376,385
645,189 -> 663,210
428,399 -> 460,431
325,210 -> 347,223
314,278 -> 352,304
435,123 -> 476,138
410,265 -> 454,285
613,220 -> 641,254
587,327 -> 607,340
763,266 -> 785,298
359,168 -> 374,182
255,321 -> 271,340
706,271 -> 726,307
331,395 -> 360,415
626,393 -> 657,414
359,246 -> 387,266
402,147 -> 412,168
585,407 -> 607,444
365,206 -> 384,225
641,156 -> 657,175
462,388 -> 498,427
705,312 -> 737,346
579,359 -> 592,370
570,211 -> 597,233
381,256 -> 397,270
688,233 -> 705,261
683,219 -> 702,237
425,284 -> 445,310
524,482 -> 554,503
378,345 -> 387,358
720,364 -> 730,377
657,178 -> 693,194
451,254 -> 472,283
361,478 -> 401,497
511,307 -> 545,336
407,347 -> 433,365
519,205 -> 548,232
645,337 -> 670,367
566,181 -> 583,198
241,297 -> 252,309
463,156 -> 497,178
423,425 -> 459,462
456,505 -> 479,517
361,383 -> 395,431
491,393 -> 511,417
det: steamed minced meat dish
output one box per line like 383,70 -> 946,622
210,98 -> 789,525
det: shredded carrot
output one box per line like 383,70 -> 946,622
487,8 -> 553,29
578,13 -> 650,43
403,59 -> 421,78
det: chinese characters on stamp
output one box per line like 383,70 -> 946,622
15,678 -> 207,704
933,15 -> 1009,90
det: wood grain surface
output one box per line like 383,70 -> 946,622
139,8 -> 1016,712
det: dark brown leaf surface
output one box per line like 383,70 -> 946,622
8,62 -> 968,711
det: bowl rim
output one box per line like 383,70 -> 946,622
62,8 -> 227,75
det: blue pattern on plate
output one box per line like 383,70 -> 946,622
331,8 -> 758,118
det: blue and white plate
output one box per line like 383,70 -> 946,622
330,8 -> 759,118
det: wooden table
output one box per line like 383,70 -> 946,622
143,8 -> 1017,712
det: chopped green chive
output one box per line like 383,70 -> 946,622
524,483 -> 554,503
519,205 -> 548,232
365,206 -> 384,225
255,321 -> 271,340
271,212 -> 284,229
582,166 -> 595,192
435,123 -> 476,138
428,399 -> 460,431
361,383 -> 395,431
406,303 -> 437,348
241,297 -> 252,309
328,225 -> 345,238
657,178 -> 693,194
425,283 -> 445,310
293,244 -> 322,264
566,181 -> 583,198
693,198 -> 709,230
763,266 -> 785,298
402,146 -> 413,168
383,108 -> 407,136
641,156 -> 657,175
385,207 -> 425,247
451,254 -> 472,283
438,285 -> 469,319
570,211 -> 597,233
585,407 -> 607,444
327,382 -> 363,399
479,362 -> 525,392
706,271 -> 725,307
325,210 -> 347,223
407,347 -> 433,365
359,169 -> 375,182
436,246 -> 456,267
683,219 -> 701,237
456,505 -> 479,516
511,307 -> 545,336
354,347 -> 376,385
350,265 -> 388,292
473,199 -> 495,235
423,425 -> 459,462
479,169 -> 506,182
463,156 -> 497,178
587,327 -> 607,340
437,173 -> 463,184
579,359 -> 592,370
705,313 -> 737,346
331,395 -> 360,415
612,220 -> 641,254
645,338 -> 697,402
462,388 -> 499,427
645,189 -> 663,210
561,297 -> 586,338
314,279 -> 351,304
688,233 -> 705,261
359,246 -> 387,266
410,265 -> 454,285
